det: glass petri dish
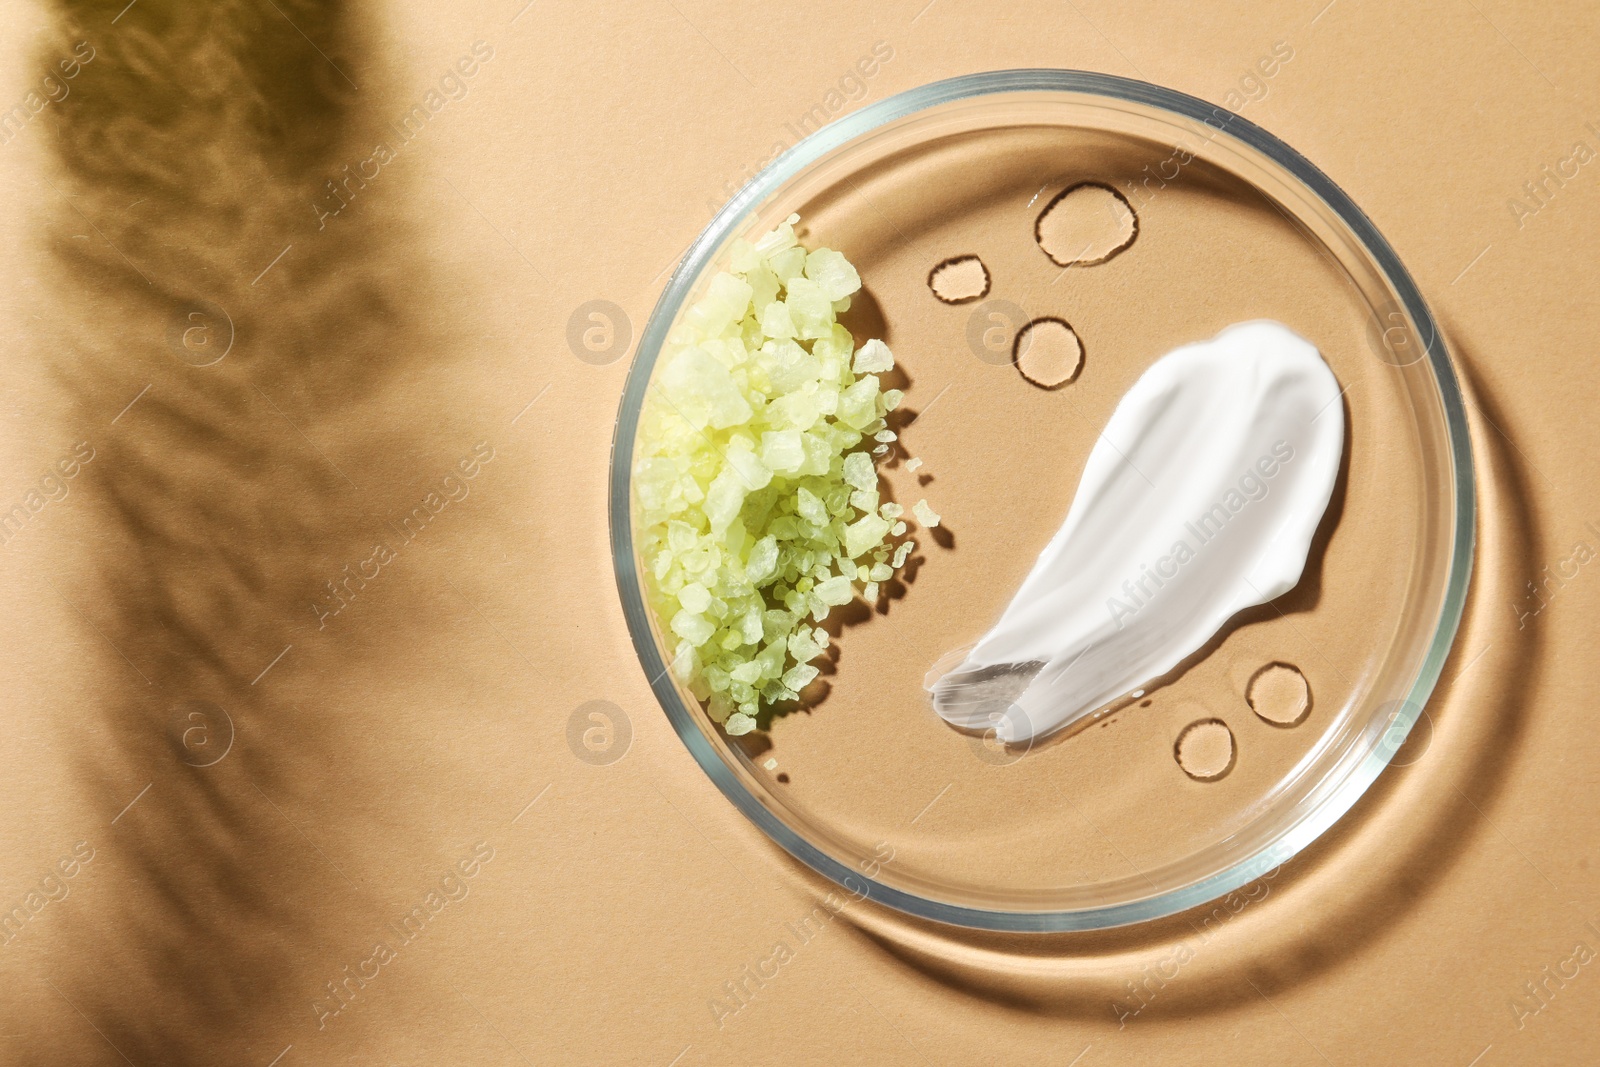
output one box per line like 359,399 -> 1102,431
610,70 -> 1474,931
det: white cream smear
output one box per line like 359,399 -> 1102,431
927,320 -> 1344,744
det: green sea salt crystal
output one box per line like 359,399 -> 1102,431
634,214 -> 933,729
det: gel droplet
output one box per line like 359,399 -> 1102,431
1246,662 -> 1311,726
928,254 -> 990,304
1013,317 -> 1083,389
1175,718 -> 1235,781
1035,182 -> 1137,267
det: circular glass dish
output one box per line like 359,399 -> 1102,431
610,70 -> 1474,931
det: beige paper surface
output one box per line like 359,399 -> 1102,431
0,1 -> 1595,1064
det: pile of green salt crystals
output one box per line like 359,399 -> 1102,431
634,213 -> 932,735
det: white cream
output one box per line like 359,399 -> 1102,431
928,320 -> 1344,744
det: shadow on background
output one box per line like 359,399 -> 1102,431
825,330 -> 1544,1023
9,2 -> 474,1062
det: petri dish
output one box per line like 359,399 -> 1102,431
609,70 -> 1474,931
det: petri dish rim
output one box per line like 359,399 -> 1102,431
608,69 -> 1476,931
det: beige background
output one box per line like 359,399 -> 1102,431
0,0 -> 1596,1064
